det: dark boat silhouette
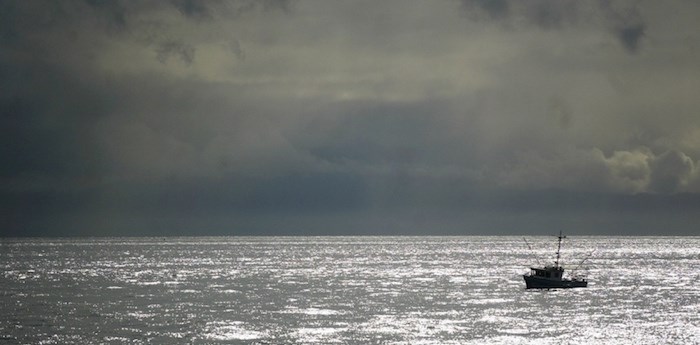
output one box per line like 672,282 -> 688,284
523,231 -> 588,289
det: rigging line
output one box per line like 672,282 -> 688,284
522,237 -> 542,266
571,249 -> 596,273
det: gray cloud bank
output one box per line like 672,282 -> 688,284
2,0 -> 700,236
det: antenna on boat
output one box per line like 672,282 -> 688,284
555,230 -> 566,268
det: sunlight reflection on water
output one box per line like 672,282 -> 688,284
1,236 -> 699,344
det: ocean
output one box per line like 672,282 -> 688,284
1,236 -> 699,344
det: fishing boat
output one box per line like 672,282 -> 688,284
523,231 -> 588,289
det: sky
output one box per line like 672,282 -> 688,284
2,0 -> 700,236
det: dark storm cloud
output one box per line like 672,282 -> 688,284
0,0 -> 291,66
460,0 -> 582,27
0,56 -> 109,181
615,22 -> 645,53
155,39 -> 196,65
2,0 -> 700,236
460,0 -> 647,53
0,0 -> 294,180
171,0 -> 213,19
462,0 -> 510,20
84,0 -> 128,31
648,151 -> 695,194
599,0 -> 647,54
169,0 -> 294,20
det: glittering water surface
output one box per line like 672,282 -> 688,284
2,236 -> 699,344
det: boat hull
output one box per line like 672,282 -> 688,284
523,275 -> 587,289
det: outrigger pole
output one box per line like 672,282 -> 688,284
522,237 -> 542,266
571,249 -> 596,273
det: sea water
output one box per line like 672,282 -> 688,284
1,236 -> 699,344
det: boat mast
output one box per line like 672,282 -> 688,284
555,230 -> 566,268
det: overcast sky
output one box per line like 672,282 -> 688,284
2,0 -> 700,236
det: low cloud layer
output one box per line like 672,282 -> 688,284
2,0 -> 700,236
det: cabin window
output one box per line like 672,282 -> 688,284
545,272 -> 551,278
